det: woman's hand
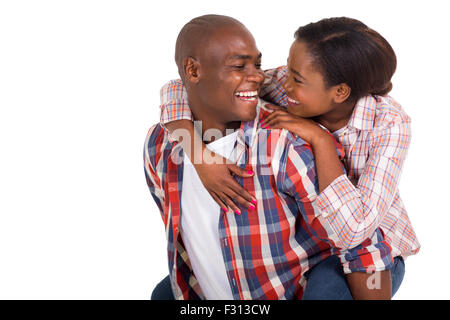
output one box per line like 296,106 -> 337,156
167,120 -> 257,214
261,105 -> 345,193
261,104 -> 326,144
193,148 -> 257,215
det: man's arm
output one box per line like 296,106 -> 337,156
143,125 -> 167,222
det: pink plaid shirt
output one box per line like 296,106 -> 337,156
159,67 -> 420,260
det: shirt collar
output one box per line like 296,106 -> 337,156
238,99 -> 269,149
168,99 -> 272,162
347,95 -> 379,131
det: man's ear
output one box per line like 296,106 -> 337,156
332,83 -> 351,103
183,57 -> 201,84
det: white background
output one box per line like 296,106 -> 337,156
0,0 -> 449,299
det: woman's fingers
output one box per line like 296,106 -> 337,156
220,193 -> 242,215
227,165 -> 257,205
210,191 -> 229,213
193,159 -> 257,213
225,184 -> 257,212
261,111 -> 287,126
264,103 -> 284,111
218,186 -> 256,215
227,163 -> 253,178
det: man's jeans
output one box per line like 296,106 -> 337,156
150,255 -> 405,300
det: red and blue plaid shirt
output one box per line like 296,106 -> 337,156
145,100 -> 393,300
160,67 -> 420,260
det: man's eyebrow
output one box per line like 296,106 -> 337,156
229,52 -> 262,60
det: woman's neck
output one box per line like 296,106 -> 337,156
315,100 -> 356,132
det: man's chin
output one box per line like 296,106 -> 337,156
233,99 -> 258,121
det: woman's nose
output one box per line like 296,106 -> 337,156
282,78 -> 291,92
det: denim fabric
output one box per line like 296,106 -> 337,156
150,255 -> 405,300
302,255 -> 405,300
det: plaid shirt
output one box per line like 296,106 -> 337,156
146,100 -> 393,300
260,66 -> 420,259
160,68 -> 420,259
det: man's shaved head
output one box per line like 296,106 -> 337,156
172,14 -> 264,134
174,15 -> 247,78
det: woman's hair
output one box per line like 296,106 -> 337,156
294,17 -> 396,101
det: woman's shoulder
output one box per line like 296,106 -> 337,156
371,95 -> 411,128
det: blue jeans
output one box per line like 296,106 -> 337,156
151,275 -> 175,300
302,255 -> 405,300
151,255 -> 405,300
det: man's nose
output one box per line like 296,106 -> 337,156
247,67 -> 265,84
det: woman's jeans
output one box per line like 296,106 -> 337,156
301,255 -> 405,300
151,255 -> 405,300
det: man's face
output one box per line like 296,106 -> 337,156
196,25 -> 265,124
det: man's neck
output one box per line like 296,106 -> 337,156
192,116 -> 240,143
188,97 -> 241,142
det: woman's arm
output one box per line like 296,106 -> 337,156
273,112 -> 395,300
262,105 -> 411,248
159,81 -> 256,212
166,119 -> 256,213
315,120 -> 411,248
261,105 -> 345,192
260,66 -> 289,107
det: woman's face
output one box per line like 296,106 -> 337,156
283,40 -> 337,118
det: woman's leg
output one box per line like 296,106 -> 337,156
302,255 -> 405,300
151,275 -> 175,300
391,256 -> 405,297
302,255 -> 352,300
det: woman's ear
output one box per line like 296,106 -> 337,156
184,57 -> 201,84
333,83 -> 351,103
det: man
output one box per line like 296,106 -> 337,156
144,14 -> 393,300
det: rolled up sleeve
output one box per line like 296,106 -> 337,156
159,79 -> 193,124
314,120 -> 411,249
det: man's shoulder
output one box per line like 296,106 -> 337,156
283,131 -> 315,168
256,99 -> 315,164
145,123 -> 166,146
144,123 -> 173,165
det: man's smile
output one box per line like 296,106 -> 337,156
235,90 -> 258,101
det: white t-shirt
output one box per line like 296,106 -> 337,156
180,130 -> 239,300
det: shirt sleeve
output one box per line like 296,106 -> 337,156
314,119 -> 412,249
281,134 -> 393,273
260,66 -> 289,108
337,228 -> 394,274
159,79 -> 193,125
143,125 -> 166,222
